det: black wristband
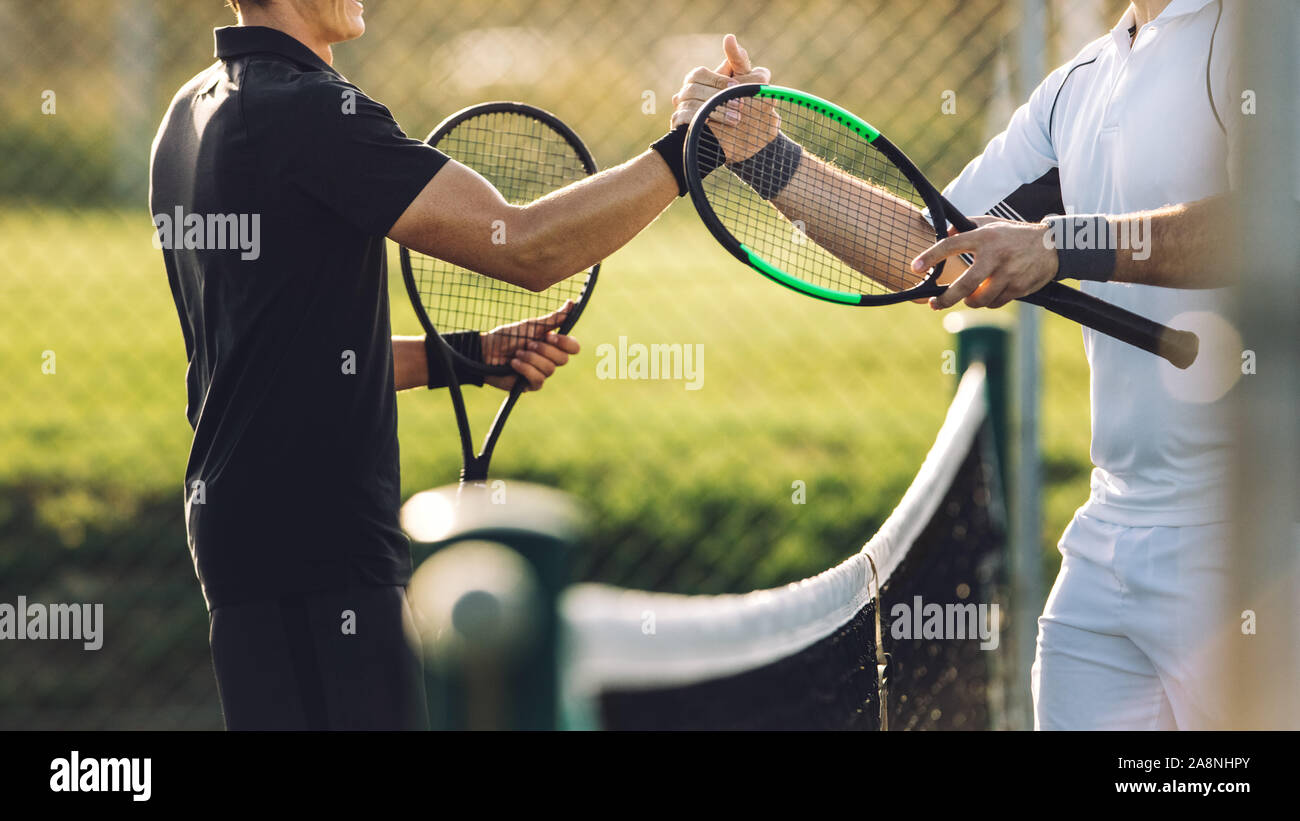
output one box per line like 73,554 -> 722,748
651,124 -> 724,196
425,332 -> 486,389
728,133 -> 803,200
1044,214 -> 1117,282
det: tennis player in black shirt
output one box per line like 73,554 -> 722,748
150,1 -> 761,729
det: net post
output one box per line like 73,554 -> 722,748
950,316 -> 1010,481
1006,0 -> 1051,735
400,482 -> 584,730
949,313 -> 1030,731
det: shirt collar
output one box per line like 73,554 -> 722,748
1107,0 -> 1216,36
1155,0 -> 1217,20
1111,0 -> 1216,49
213,25 -> 336,75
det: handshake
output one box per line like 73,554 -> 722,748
649,34 -> 778,196
668,34 -> 771,130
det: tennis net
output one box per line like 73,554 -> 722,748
560,363 -> 1007,730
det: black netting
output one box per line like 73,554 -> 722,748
597,430 -> 1003,731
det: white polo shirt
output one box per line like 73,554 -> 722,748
942,0 -> 1239,527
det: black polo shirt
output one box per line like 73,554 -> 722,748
149,26 -> 449,609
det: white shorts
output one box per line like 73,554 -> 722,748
1031,512 -> 1232,730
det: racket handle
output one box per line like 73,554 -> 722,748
1020,283 -> 1200,369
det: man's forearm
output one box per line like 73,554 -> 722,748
393,336 -> 428,392
510,151 -> 680,288
768,155 -> 938,289
392,151 -> 680,294
1108,194 -> 1236,288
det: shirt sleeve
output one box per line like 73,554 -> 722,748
934,47 -> 1098,224
280,76 -> 450,236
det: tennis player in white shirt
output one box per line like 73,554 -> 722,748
673,1 -> 1245,729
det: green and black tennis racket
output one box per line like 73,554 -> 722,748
399,102 -> 599,483
684,84 -> 1199,369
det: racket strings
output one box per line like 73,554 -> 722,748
697,99 -> 931,297
405,110 -> 594,364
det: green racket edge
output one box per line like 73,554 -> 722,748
739,244 -> 864,305
753,85 -> 881,143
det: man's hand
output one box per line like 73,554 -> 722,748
670,35 -> 773,162
912,216 -> 1059,310
481,300 -> 581,391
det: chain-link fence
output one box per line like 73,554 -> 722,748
0,0 -> 1114,728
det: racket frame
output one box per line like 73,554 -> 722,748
398,101 -> 601,482
400,101 -> 600,377
685,84 -> 953,306
684,84 -> 1199,369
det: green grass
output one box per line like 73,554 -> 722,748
0,204 -> 1092,592
0,204 -> 1093,729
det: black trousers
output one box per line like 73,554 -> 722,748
209,585 -> 428,730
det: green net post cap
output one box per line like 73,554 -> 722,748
401,482 -> 586,730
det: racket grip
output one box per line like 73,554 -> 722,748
1020,283 -> 1200,369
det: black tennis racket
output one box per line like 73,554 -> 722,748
399,102 -> 599,483
684,84 -> 1199,369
